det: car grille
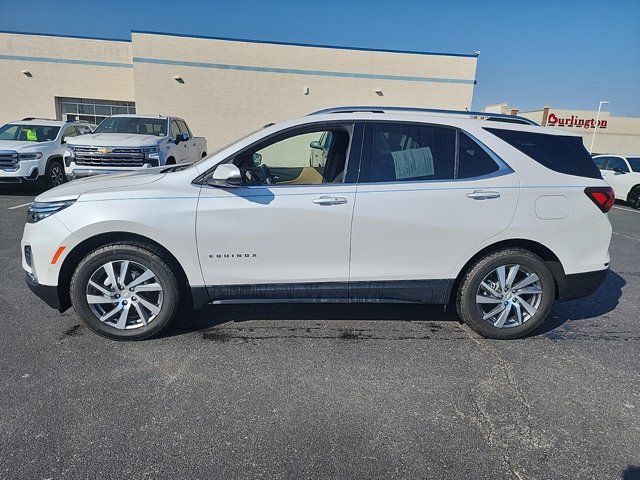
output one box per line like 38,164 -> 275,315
73,146 -> 146,167
0,150 -> 19,171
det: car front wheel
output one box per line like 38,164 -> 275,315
456,248 -> 555,339
70,243 -> 180,340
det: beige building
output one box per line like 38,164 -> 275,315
485,103 -> 640,155
0,30 -> 478,150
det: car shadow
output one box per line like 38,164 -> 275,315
164,270 -> 625,340
0,183 -> 46,197
163,302 -> 451,338
529,269 -> 626,336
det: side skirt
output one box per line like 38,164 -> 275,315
192,279 -> 452,309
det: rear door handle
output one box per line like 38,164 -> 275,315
313,196 -> 348,205
466,190 -> 501,200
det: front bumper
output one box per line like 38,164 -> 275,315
0,160 -> 40,182
25,273 -> 64,311
558,268 -> 609,301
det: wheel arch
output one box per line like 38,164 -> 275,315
446,238 -> 567,308
57,231 -> 191,311
626,183 -> 640,203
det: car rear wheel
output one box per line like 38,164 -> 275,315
70,244 -> 180,340
456,248 -> 555,339
45,159 -> 66,188
628,186 -> 640,209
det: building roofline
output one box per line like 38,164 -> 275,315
0,29 -> 131,43
131,30 -> 479,58
0,29 -> 479,58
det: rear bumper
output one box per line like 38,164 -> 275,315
558,268 -> 608,301
25,273 -> 64,311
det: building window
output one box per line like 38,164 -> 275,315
56,97 -> 136,127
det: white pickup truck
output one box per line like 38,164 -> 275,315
64,115 -> 207,180
0,118 -> 93,187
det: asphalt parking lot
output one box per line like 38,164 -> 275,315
1,185 -> 639,480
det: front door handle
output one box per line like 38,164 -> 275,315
467,190 -> 501,200
313,196 -> 348,205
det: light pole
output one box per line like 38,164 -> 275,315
589,100 -> 610,154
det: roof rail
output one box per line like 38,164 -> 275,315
21,117 -> 58,121
308,106 -> 538,126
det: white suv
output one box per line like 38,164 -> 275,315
592,154 -> 640,209
21,107 -> 614,340
0,119 -> 92,188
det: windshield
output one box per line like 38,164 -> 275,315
0,124 -> 60,142
627,157 -> 640,173
94,117 -> 167,136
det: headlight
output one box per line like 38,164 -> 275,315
18,152 -> 43,161
26,200 -> 76,223
141,146 -> 160,154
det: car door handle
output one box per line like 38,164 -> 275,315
313,196 -> 348,205
466,190 -> 501,200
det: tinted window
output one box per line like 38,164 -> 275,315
457,132 -> 500,178
366,123 -> 456,182
485,128 -> 602,179
608,157 -> 630,173
233,128 -> 351,185
593,156 -> 609,169
628,157 -> 640,173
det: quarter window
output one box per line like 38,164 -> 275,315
457,132 -> 500,178
232,128 -> 351,186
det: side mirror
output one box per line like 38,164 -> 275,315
61,137 -> 68,144
207,164 -> 242,188
309,140 -> 325,152
175,132 -> 189,144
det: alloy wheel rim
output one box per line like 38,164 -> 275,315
50,165 -> 65,186
475,264 -> 543,329
85,260 -> 164,330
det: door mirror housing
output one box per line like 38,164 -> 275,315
175,132 -> 189,144
207,163 -> 242,188
309,140 -> 325,152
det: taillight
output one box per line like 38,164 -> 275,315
584,186 -> 615,213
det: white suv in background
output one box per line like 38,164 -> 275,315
593,154 -> 640,209
21,107 -> 613,341
0,118 -> 92,187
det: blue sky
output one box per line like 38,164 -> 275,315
1,0 -> 638,116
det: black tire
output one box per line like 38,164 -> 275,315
456,248 -> 555,339
627,186 -> 640,209
166,157 -> 176,165
201,152 -> 207,158
70,243 -> 180,340
45,158 -> 66,188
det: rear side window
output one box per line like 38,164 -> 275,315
458,132 -> 500,179
366,123 -> 456,182
485,128 -> 602,179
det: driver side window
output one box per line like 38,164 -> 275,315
234,128 -> 351,186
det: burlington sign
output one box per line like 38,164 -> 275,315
546,112 -> 608,129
